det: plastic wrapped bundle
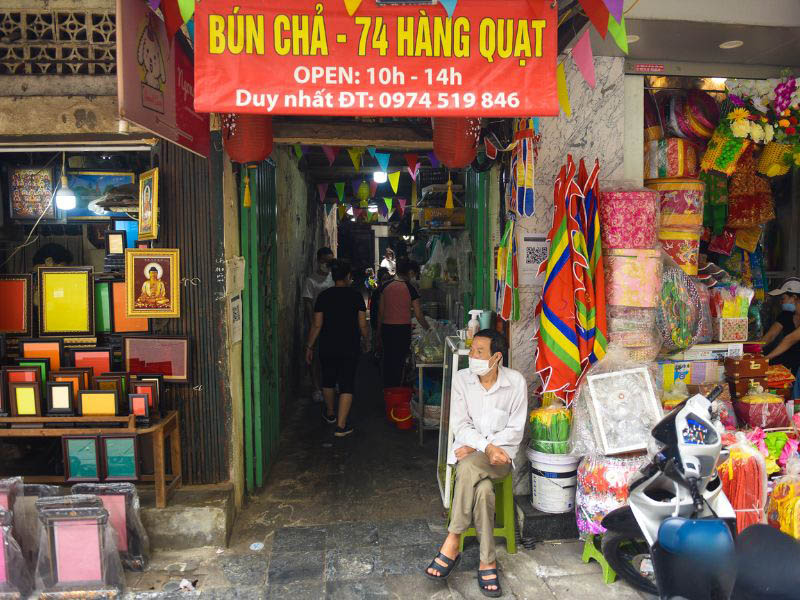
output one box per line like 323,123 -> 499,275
694,279 -> 713,343
767,458 -> 800,539
604,249 -> 662,308
575,453 -> 649,538
646,178 -> 705,230
656,261 -> 701,352
719,434 -> 768,534
598,186 -> 659,249
606,306 -> 661,361
734,386 -> 790,429
644,139 -> 699,179
529,405 -> 572,455
0,478 -> 22,515
16,484 -> 60,570
659,228 -> 701,276
0,508 -> 33,599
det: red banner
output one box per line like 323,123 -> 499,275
194,1 -> 557,117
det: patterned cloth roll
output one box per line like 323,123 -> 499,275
599,187 -> 659,250
604,249 -> 662,308
646,178 -> 705,230
644,139 -> 699,179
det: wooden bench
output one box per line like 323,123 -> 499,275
0,410 -> 182,508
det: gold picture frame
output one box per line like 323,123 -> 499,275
124,248 -> 180,319
137,168 -> 159,240
37,267 -> 95,337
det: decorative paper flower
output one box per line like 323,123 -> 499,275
794,152 -> 800,167
764,124 -> 775,143
731,119 -> 752,138
750,123 -> 765,143
775,79 -> 797,112
728,108 -> 750,121
779,119 -> 791,128
790,116 -> 798,125
787,127 -> 797,135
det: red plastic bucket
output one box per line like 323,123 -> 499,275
384,387 -> 412,422
390,404 -> 414,430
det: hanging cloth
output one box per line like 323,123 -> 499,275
700,171 -> 728,236
496,218 -> 520,321
511,118 -> 538,217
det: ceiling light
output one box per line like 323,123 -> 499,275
55,152 -> 76,211
626,35 -> 640,44
711,77 -> 727,85
368,204 -> 378,213
719,40 -> 743,49
373,171 -> 388,184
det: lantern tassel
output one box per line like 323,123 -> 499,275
445,179 -> 454,209
243,169 -> 252,208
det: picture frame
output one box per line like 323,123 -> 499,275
94,280 -> 113,334
20,338 -> 63,371
585,367 -> 663,455
7,166 -> 61,222
112,218 -> 138,248
49,372 -> 83,399
77,391 -> 117,417
135,374 -> 163,406
94,374 -> 127,415
137,168 -> 159,240
0,274 -> 33,336
0,371 -> 6,417
124,248 -> 180,318
105,230 -> 127,256
100,372 -> 129,397
15,356 -> 50,393
72,348 -> 112,379
124,336 -> 188,382
46,381 -> 75,416
62,436 -> 101,482
4,366 -> 41,400
50,367 -> 91,391
111,281 -> 149,333
130,380 -> 158,413
65,170 -> 135,220
9,382 -> 41,417
100,435 -> 139,481
128,393 -> 150,426
38,267 -> 95,337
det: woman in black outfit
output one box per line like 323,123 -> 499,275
763,278 -> 800,378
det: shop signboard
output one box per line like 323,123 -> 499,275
116,0 -> 210,158
194,0 -> 557,117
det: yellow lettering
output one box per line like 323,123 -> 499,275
497,19 -> 513,59
415,12 -> 432,57
531,19 -> 546,57
433,18 -> 451,58
274,15 -> 290,56
311,14 -> 328,55
209,15 -> 225,54
397,17 -> 414,57
514,20 -> 531,59
454,17 -> 470,58
292,15 -> 310,56
479,18 -> 496,63
227,9 -> 244,54
245,15 -> 264,54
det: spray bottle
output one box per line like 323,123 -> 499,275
466,310 -> 483,348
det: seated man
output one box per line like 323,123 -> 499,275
424,329 -> 527,597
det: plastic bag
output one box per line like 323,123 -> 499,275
694,279 -> 713,343
16,484 -> 60,570
606,306 -> 662,363
0,508 -> 33,598
72,483 -> 150,571
719,433 -> 768,534
575,453 -> 649,538
734,385 -> 790,429
656,256 -> 701,352
529,405 -> 572,455
569,346 -> 663,457
767,458 -> 800,539
34,495 -> 125,595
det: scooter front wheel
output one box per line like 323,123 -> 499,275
601,531 -> 658,595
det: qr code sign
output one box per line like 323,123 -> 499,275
525,241 -> 549,266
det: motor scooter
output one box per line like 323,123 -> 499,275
601,386 -> 800,599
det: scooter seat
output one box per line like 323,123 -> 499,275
732,524 -> 800,600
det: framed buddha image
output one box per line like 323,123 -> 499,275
124,249 -> 180,319
137,168 -> 159,241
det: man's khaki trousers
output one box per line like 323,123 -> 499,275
448,451 -> 511,564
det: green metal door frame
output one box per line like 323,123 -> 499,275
465,169 -> 490,322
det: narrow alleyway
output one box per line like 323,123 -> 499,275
128,356 -> 652,599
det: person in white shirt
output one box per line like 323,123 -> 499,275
379,247 -> 396,275
302,247 -> 334,405
424,329 -> 527,597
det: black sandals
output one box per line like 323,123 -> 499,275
477,567 -> 502,598
423,552 -> 462,581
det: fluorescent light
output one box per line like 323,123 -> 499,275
719,40 -> 743,49
711,77 -> 727,85
368,204 -> 378,213
626,35 -> 640,43
373,171 -> 388,184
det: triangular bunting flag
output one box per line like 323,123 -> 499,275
607,13 -> 629,54
177,0 -> 195,23
185,17 -> 194,42
602,0 -> 624,23
572,29 -> 596,89
369,180 -> 378,197
347,147 -> 364,170
334,182 -> 345,203
578,0 -> 609,39
322,146 -> 339,166
407,166 -> 419,181
556,63 -> 571,117
384,198 -> 393,212
161,0 -> 183,39
398,198 -> 407,213
354,208 -> 365,220
485,138 -> 498,160
378,202 -> 388,218
404,153 -> 419,171
375,152 -> 391,173
148,0 -> 161,10
388,171 -> 401,194
317,183 -> 329,203
367,147 -> 377,159
344,0 -> 363,16
338,204 -> 347,220
351,178 -> 362,197
325,203 -> 334,216
428,152 -> 440,168
439,0 -> 457,17
293,144 -> 303,160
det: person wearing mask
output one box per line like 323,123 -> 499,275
424,330 -> 526,597
377,258 -> 430,387
302,247 -> 334,403
380,247 -> 396,276
762,278 -> 800,377
305,260 -> 369,437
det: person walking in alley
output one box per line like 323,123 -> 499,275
305,260 -> 369,437
303,247 -> 334,403
380,246 -> 396,275
377,258 -> 430,387
424,330 -> 527,597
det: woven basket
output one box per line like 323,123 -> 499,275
700,127 -> 750,176
756,142 -> 792,177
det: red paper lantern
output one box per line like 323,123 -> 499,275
432,117 -> 480,169
221,113 -> 273,163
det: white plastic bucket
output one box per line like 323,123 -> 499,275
526,447 -> 579,514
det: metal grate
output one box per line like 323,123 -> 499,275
0,10 -> 115,75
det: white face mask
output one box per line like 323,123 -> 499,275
469,357 -> 495,377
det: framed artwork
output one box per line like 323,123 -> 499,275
0,274 -> 32,336
137,168 -> 159,240
50,372 -> 82,398
100,435 -> 139,481
124,248 -> 180,318
0,372 -> 6,417
92,375 -> 123,397
136,374 -> 163,406
7,166 -> 61,222
72,348 -> 112,378
100,372 -> 129,396
137,241 -> 151,249
77,391 -> 117,417
124,336 -> 188,382
16,357 -> 49,393
131,380 -> 157,412
65,171 -> 135,220
46,382 -> 75,416
111,281 -> 149,333
51,367 -> 91,390
585,367 -> 663,455
4,366 -> 41,400
105,230 -> 127,256
9,382 -> 41,417
20,338 -> 63,371
112,218 -> 138,248
94,280 -> 112,334
128,393 -> 150,425
38,267 -> 95,337
62,436 -> 101,482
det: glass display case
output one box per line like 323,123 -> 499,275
436,336 -> 470,508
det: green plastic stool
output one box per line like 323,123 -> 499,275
582,534 -> 617,584
448,472 -> 517,555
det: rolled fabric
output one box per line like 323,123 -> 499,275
686,90 -> 720,139
604,249 -> 662,308
599,187 -> 659,249
643,139 -> 699,179
646,178 -> 705,229
659,228 -> 701,276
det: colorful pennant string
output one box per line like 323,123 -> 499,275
317,183 -> 329,203
375,152 -> 391,172
602,0 -> 624,23
388,171 -> 401,194
607,13 -> 629,54
557,63 -> 571,117
572,29 -> 595,89
578,0 -> 609,39
177,0 -> 194,23
439,0 -> 458,18
322,146 -> 339,166
347,147 -> 364,170
334,182 -> 345,203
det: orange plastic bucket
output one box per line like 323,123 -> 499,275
384,387 -> 412,422
390,404 -> 414,430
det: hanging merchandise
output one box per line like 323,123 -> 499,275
700,126 -> 751,177
221,114 -> 273,164
767,458 -> 800,539
727,148 -> 775,228
598,186 -> 659,250
700,171 -> 728,236
694,279 -> 713,344
496,217 -> 520,322
656,259 -> 701,352
685,90 -> 721,145
659,228 -> 701,276
432,118 -> 480,169
511,118 -> 539,217
719,434 -> 768,534
643,139 -> 699,179
646,178 -> 705,230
